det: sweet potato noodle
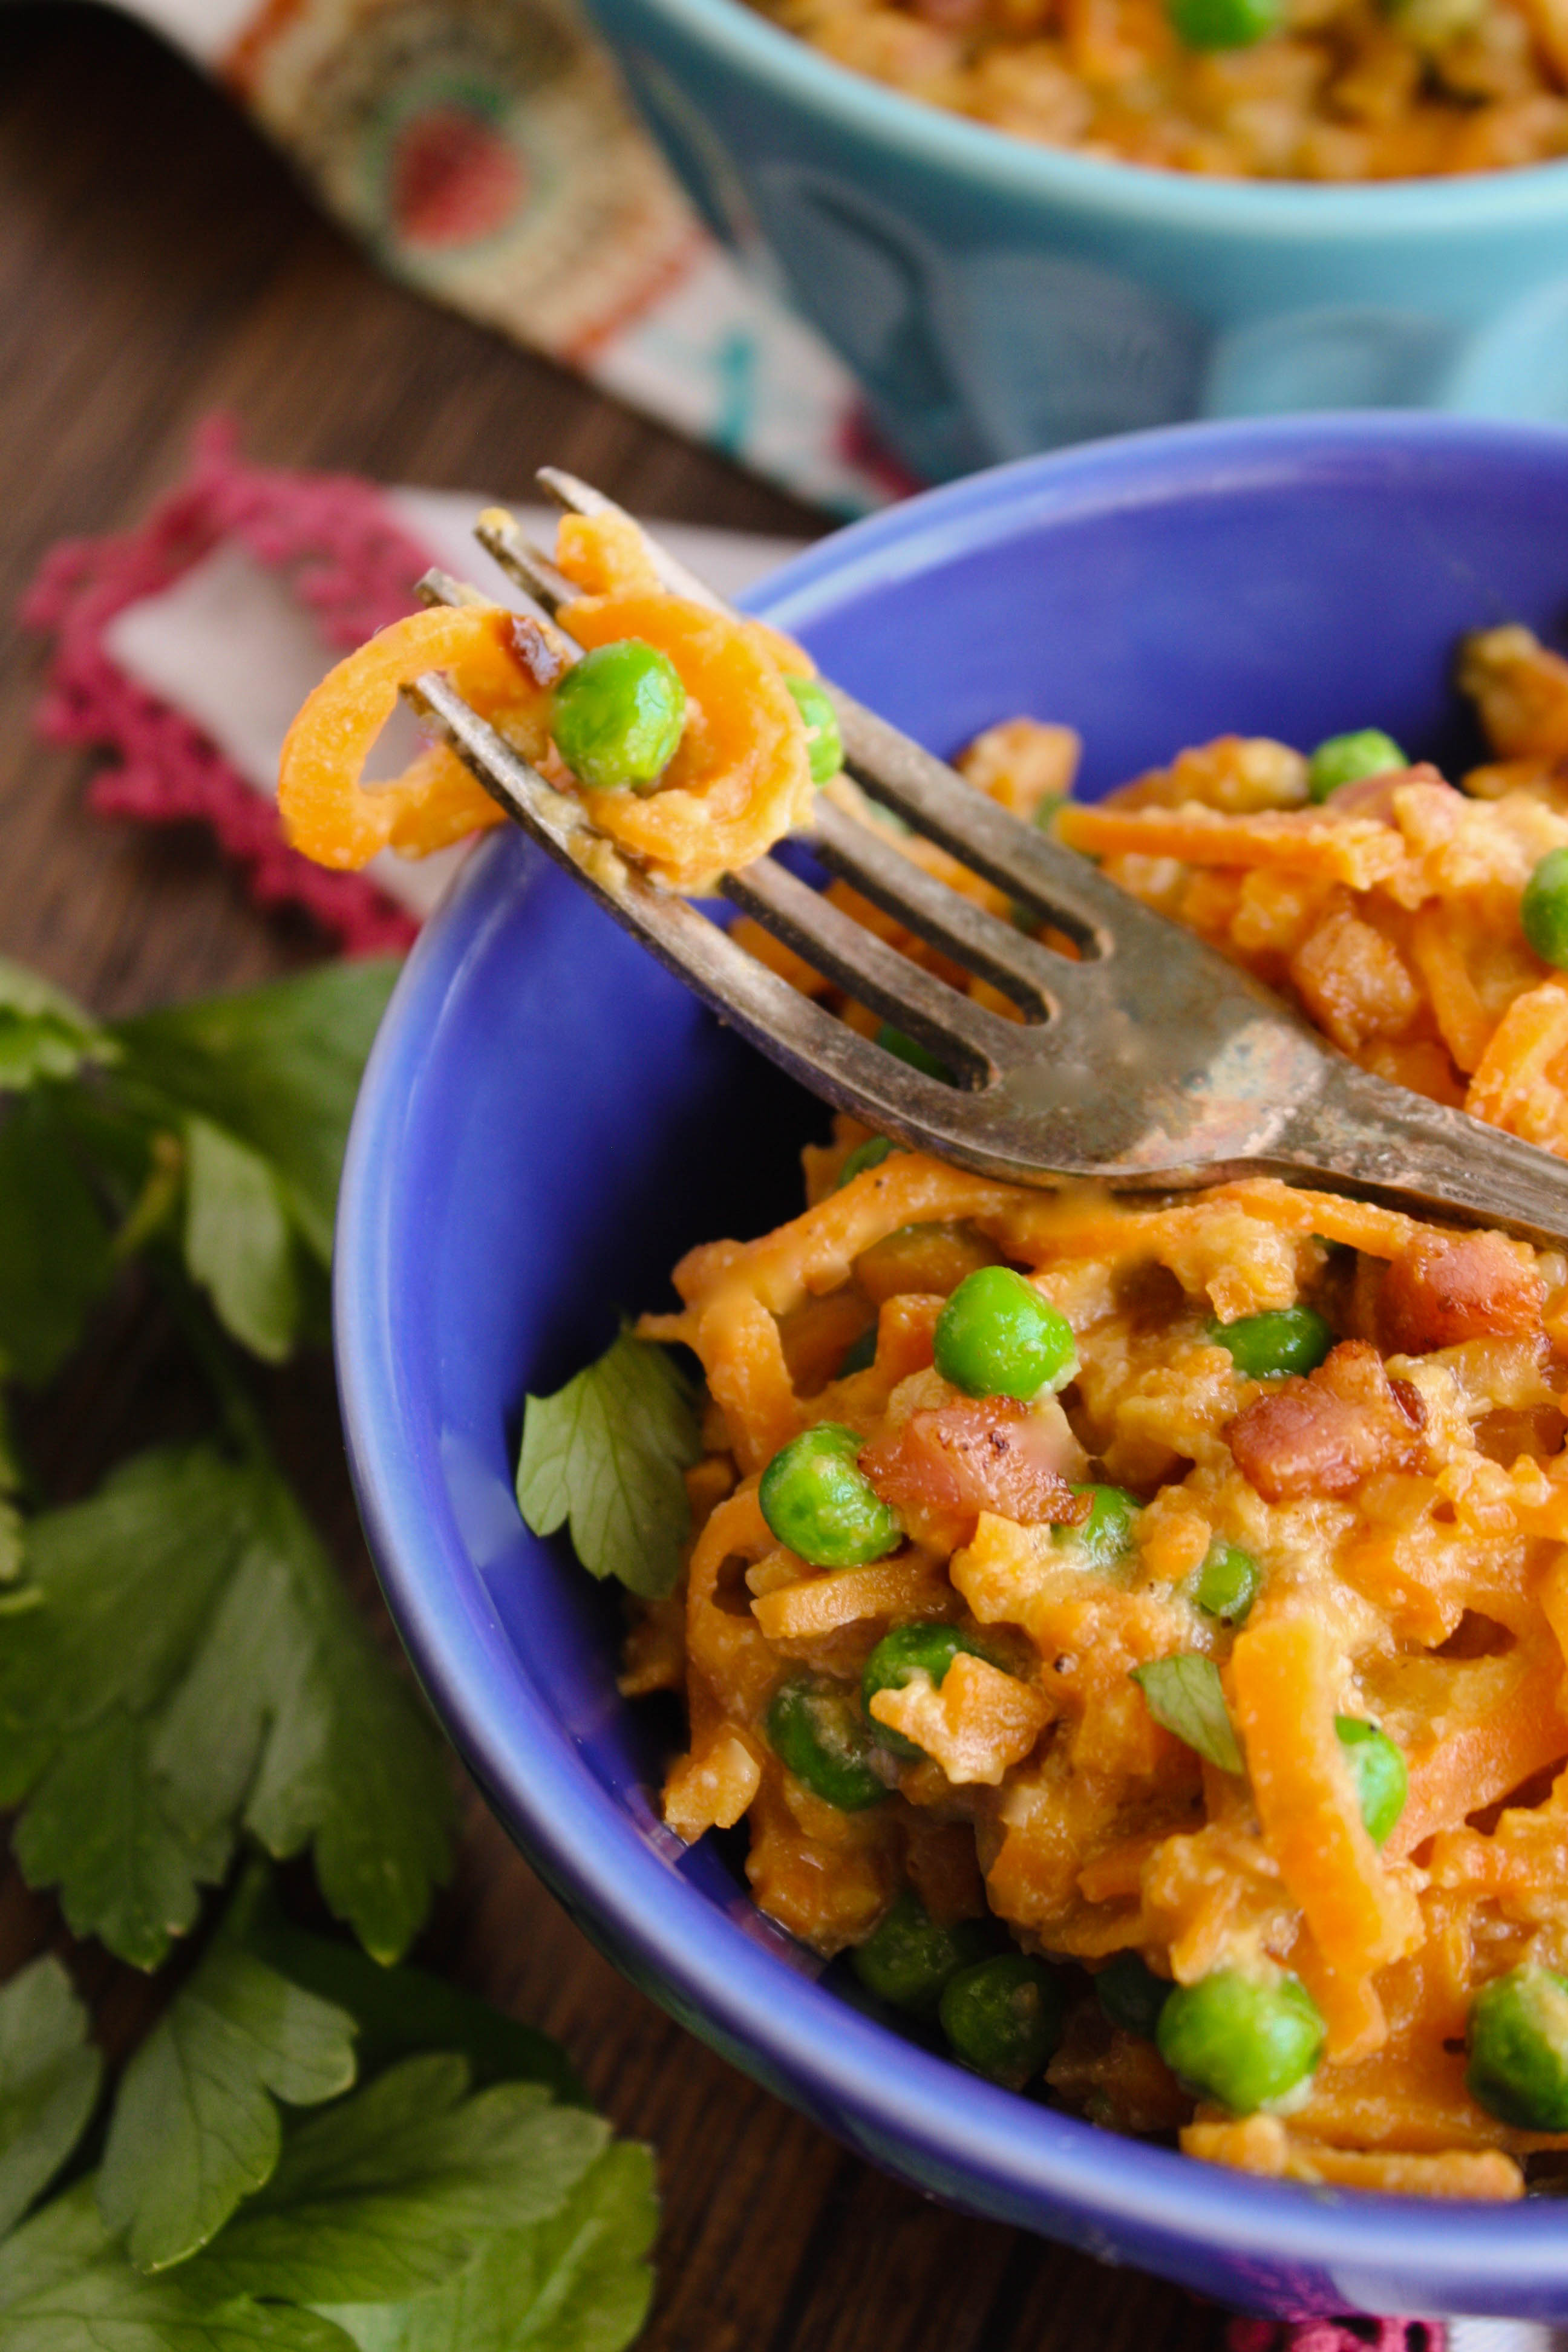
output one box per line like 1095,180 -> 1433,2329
621,624 -> 1568,2201
276,509 -> 817,895
759,0 -> 1568,178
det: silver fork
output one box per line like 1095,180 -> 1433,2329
403,469 -> 1568,1249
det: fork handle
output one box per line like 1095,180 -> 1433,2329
1276,1059 -> 1568,1252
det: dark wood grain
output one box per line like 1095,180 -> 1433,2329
0,12 -> 1225,2345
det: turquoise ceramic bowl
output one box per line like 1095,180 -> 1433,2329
583,0 -> 1568,480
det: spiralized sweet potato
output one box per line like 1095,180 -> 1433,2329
627,655 -> 1568,2195
278,508 -> 817,895
639,1126 -> 1568,2189
278,605 -> 540,867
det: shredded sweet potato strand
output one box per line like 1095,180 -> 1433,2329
278,506 -> 818,892
278,605 -> 534,867
1231,1615 -> 1422,2022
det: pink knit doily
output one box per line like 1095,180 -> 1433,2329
21,417 -> 428,955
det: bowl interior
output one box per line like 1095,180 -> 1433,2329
339,417 -> 1568,2319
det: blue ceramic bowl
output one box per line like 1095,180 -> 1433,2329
338,415 -> 1568,2320
580,0 -> 1568,483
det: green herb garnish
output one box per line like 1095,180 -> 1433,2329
1131,1654 -> 1245,1774
518,1326 -> 702,1598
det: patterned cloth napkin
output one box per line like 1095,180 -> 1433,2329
105,0 -> 913,516
16,436 -> 1567,2352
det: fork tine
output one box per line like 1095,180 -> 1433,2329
402,667 -> 1025,1163
472,508 -> 580,627
809,795 -> 1070,1018
814,690 -> 1131,950
534,469 -> 1133,949
535,468 -> 729,613
430,529 -> 1031,1087
720,853 -> 1021,1089
415,566 -> 493,610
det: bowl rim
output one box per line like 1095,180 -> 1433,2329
605,0 -> 1568,234
338,413 -> 1568,2305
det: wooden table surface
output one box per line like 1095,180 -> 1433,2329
0,13 -> 1229,2347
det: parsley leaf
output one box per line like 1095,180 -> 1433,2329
318,2138 -> 658,2352
0,1094 -> 115,1386
235,1897 -> 583,2108
1131,1655 -> 1245,1775
182,2056 -> 609,2308
97,1946 -> 358,2272
0,1960 -> 100,2241
112,962 -> 399,1268
223,1467 -> 456,1965
0,959 -> 113,1093
0,2181 -> 357,2352
183,1117 -> 303,1365
0,1403 -> 23,1587
0,1444 -> 454,1968
12,1708 -> 230,1973
0,1892 -> 651,2352
517,1330 -> 702,1599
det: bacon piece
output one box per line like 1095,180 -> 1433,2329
860,1398 -> 1088,1536
1378,1228 -> 1545,1356
508,613 -> 566,687
1225,1340 -> 1426,1503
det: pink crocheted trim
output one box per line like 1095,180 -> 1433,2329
20,416 -> 432,955
1228,2320 -> 1446,2351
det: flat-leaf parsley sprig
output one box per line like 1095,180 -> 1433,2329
0,955 -> 455,1967
517,1326 -> 702,1599
0,1874 -> 656,2352
0,952 -> 658,2350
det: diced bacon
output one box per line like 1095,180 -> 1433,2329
1378,1228 -> 1545,1356
860,1397 -> 1088,1539
1226,1340 -> 1426,1503
508,613 -> 566,688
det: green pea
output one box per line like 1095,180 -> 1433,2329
837,1328 -> 878,1377
765,1674 -> 889,1812
759,1423 -> 901,1568
550,640 -> 686,790
939,1953 -> 1066,2089
1306,729 -> 1406,803
1187,1537 -> 1261,1626
1167,0 -> 1280,46
837,1135 -> 902,1187
1334,1716 -> 1407,1846
863,1621 -> 997,1760
1054,1483 -> 1141,1576
852,1892 -> 997,2016
933,1265 -> 1079,1402
786,675 -> 844,785
1468,1963 -> 1568,2129
1207,1305 -> 1334,1381
1096,1951 -> 1172,2041
1033,793 -> 1066,833
875,1022 -> 952,1082
1157,1966 -> 1325,2114
1522,847 -> 1568,971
